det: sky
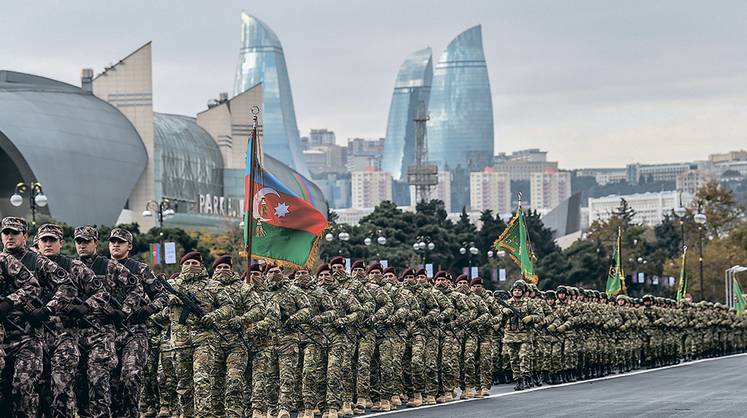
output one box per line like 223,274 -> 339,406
3,0 -> 746,169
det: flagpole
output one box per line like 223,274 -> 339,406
245,106 -> 260,269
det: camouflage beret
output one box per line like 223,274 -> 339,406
108,228 -> 133,244
74,225 -> 99,241
1,217 -> 27,233
37,224 -> 63,240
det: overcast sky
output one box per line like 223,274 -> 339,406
3,1 -> 746,169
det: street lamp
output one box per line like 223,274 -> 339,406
143,199 -> 175,227
9,182 -> 47,225
674,192 -> 687,245
413,236 -> 435,266
364,229 -> 387,260
694,202 -> 707,301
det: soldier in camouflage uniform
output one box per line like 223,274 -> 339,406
454,274 -> 486,398
35,223 -> 110,418
328,256 -> 359,416
153,297 -> 177,418
490,290 -> 510,384
167,251 -> 219,417
470,277 -> 496,397
74,225 -> 142,418
319,263 -> 363,418
402,268 -> 439,407
433,271 -> 471,403
205,255 -> 266,418
0,234 -> 41,418
266,264 -> 310,418
2,217 -> 78,418
295,266 -> 334,418
501,280 -> 542,391
108,228 -> 168,418
356,262 -> 392,414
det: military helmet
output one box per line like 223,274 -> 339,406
511,279 -> 528,292
642,294 -> 654,302
600,292 -> 608,300
556,285 -> 568,294
592,290 -> 601,299
545,290 -> 556,299
493,289 -> 510,300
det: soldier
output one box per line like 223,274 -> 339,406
108,228 -> 168,418
356,262 -> 392,414
319,262 -> 363,418
453,274 -> 482,398
328,256 -> 358,416
471,277 -> 497,397
206,255 -> 266,418
2,217 -> 77,417
433,271 -> 470,403
296,266 -> 335,418
501,280 -> 541,391
245,263 -> 278,418
403,268 -> 439,407
155,274 -> 178,418
0,244 -> 41,417
490,289 -> 510,385
167,251 -> 218,417
266,264 -> 310,418
35,224 -> 110,418
74,225 -> 142,418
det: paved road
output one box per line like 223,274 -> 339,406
365,353 -> 747,418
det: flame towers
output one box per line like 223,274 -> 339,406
234,12 -> 310,178
382,48 -> 433,182
427,25 -> 494,172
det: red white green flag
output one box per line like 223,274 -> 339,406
244,129 -> 327,269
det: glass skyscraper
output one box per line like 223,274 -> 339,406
382,47 -> 433,182
427,25 -> 494,172
233,12 -> 310,178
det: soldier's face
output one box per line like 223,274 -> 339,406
546,298 -> 555,306
75,238 -> 98,257
417,274 -> 428,283
1,229 -> 26,250
331,264 -> 345,274
472,284 -> 484,295
108,238 -> 131,260
39,236 -> 63,257
617,299 -> 625,307
403,275 -> 416,286
435,278 -> 449,288
317,270 -> 332,285
384,273 -> 396,282
181,259 -> 203,274
558,293 -> 566,301
351,268 -> 364,278
249,271 -> 263,284
512,288 -> 523,298
214,263 -> 232,274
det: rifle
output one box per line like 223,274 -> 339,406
495,297 -> 524,328
155,274 -> 229,344
66,296 -> 102,331
0,295 -> 28,334
280,305 -> 327,346
108,295 -> 135,337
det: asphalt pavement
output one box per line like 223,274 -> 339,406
364,353 -> 747,418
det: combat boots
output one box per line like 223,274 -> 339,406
464,388 -> 476,398
513,377 -> 525,391
353,399 -> 367,415
380,400 -> 392,412
424,394 -> 437,405
327,409 -> 339,418
277,409 -> 291,418
369,401 -> 381,412
341,402 -> 353,417
252,410 -> 266,418
157,406 -> 171,418
300,409 -> 314,418
406,392 -> 423,407
390,395 -> 402,407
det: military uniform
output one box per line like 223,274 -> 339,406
502,280 -> 541,390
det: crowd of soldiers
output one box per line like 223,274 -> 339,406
1,216 -> 746,418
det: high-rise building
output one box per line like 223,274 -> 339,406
347,138 -> 385,172
233,12 -> 310,177
470,168 -> 511,215
428,25 -> 494,173
493,149 -> 559,181
309,128 -> 336,146
381,48 -> 433,181
351,169 -> 393,209
530,171 -> 572,210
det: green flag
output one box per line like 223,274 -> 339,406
493,207 -> 538,284
605,226 -> 626,296
734,277 -> 746,316
676,246 -> 688,301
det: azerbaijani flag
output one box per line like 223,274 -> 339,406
734,278 -> 746,316
149,243 -> 161,265
244,130 -> 328,269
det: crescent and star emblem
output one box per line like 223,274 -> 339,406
252,188 -> 290,221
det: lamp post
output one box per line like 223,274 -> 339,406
673,192 -> 687,246
324,228 -> 350,256
693,202 -> 707,301
459,241 -> 479,273
364,229 -> 386,261
142,199 -> 176,228
413,236 -> 435,266
9,182 -> 48,225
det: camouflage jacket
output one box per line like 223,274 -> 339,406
6,248 -> 76,316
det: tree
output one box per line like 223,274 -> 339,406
695,180 -> 744,238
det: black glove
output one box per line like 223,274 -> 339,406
27,307 -> 50,327
130,305 -> 156,324
108,309 -> 126,326
67,304 -> 90,319
0,300 -> 13,316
